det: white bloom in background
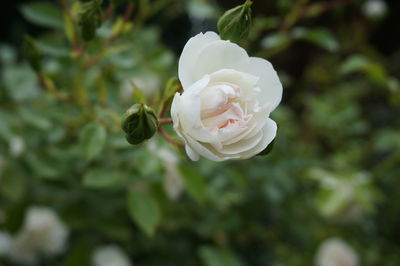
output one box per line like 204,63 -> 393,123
9,136 -> 25,157
147,141 -> 184,200
0,231 -> 12,256
7,206 -> 69,265
120,71 -> 161,101
171,31 -> 282,161
159,148 -> 184,200
92,245 -> 133,266
362,0 -> 387,19
315,238 -> 359,266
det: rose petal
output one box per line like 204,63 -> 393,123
178,32 -> 220,89
192,41 -> 250,84
217,130 -> 263,155
182,133 -> 229,162
236,118 -> 277,159
247,57 -> 283,112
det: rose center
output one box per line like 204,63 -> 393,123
200,83 -> 246,131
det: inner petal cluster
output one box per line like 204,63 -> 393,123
199,82 -> 254,139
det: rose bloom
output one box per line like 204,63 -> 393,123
315,238 -> 359,266
171,31 -> 282,161
92,245 -> 133,266
8,206 -> 69,265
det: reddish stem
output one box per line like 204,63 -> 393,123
159,118 -> 173,124
158,127 -> 184,147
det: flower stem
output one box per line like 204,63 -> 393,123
159,118 -> 173,124
158,127 -> 184,147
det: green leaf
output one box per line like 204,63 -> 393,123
65,238 -> 94,266
163,77 -> 180,100
339,55 -> 387,84
199,246 -> 243,266
292,27 -> 339,52
127,190 -> 161,236
130,80 -> 147,104
18,106 -> 52,130
0,169 -> 26,202
261,32 -> 291,49
82,168 -> 121,188
179,164 -> 206,204
20,2 -> 64,29
79,123 -> 107,160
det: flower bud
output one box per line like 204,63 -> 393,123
217,0 -> 253,43
121,104 -> 158,145
79,0 -> 103,42
22,35 -> 42,72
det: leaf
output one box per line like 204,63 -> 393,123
64,13 -> 76,44
82,168 -> 122,188
79,123 -> 107,160
261,32 -> 291,49
127,190 -> 161,236
18,106 -> 52,130
179,164 -> 206,204
163,77 -> 180,100
292,27 -> 339,52
0,169 -> 26,202
20,2 -> 64,29
199,246 -> 243,266
65,238 -> 93,266
339,55 -> 387,84
130,80 -> 147,104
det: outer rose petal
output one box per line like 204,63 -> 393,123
178,32 -> 220,88
247,57 -> 282,111
192,41 -> 249,84
182,133 -> 230,162
238,118 -> 277,159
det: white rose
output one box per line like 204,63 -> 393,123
171,31 -> 282,161
92,245 -> 133,266
362,0 -> 387,19
7,206 -> 69,265
315,238 -> 359,266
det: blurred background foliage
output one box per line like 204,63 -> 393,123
1,0 -> 400,265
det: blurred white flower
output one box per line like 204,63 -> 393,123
147,141 -> 184,200
7,206 -> 69,265
315,238 -> 359,266
120,71 -> 161,102
308,168 -> 378,222
0,231 -> 12,256
9,136 -> 25,157
159,148 -> 184,200
362,0 -> 387,19
92,245 -> 133,266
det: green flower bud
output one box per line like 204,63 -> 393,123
217,0 -> 253,43
22,35 -> 42,72
79,0 -> 103,42
122,104 -> 158,145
